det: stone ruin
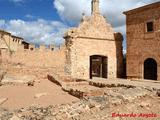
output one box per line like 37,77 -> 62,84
64,0 -> 124,79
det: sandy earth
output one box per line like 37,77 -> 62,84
0,75 -> 160,120
0,70 -> 160,120
0,79 -> 79,110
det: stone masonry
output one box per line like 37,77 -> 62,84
64,0 -> 123,79
124,2 -> 160,81
0,30 -> 23,52
0,29 -> 64,69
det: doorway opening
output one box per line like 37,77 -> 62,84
90,55 -> 108,79
144,58 -> 157,80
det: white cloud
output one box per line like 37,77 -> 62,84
54,0 -> 91,24
0,20 -> 5,27
53,0 -> 159,49
1,0 -> 159,48
54,0 -> 159,29
25,14 -> 35,19
0,19 -> 68,46
10,0 -> 24,2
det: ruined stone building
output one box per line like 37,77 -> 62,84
0,30 -> 23,52
0,29 -> 63,69
64,0 -> 123,79
0,29 -> 56,52
124,2 -> 160,81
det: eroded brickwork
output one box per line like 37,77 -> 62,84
1,48 -> 65,68
0,0 -> 124,80
0,30 -> 23,52
0,29 -> 65,77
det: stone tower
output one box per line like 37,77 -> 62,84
64,0 -> 124,79
92,0 -> 100,14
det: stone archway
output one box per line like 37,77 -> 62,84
144,58 -> 157,80
90,55 -> 108,79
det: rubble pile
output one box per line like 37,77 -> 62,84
0,86 -> 160,120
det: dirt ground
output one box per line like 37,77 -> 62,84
0,69 -> 160,120
0,74 -> 160,120
0,78 -> 79,110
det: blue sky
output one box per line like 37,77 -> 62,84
0,0 -> 159,49
0,0 -> 60,21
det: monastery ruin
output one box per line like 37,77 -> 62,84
0,0 -> 124,81
0,1 -> 160,119
0,29 -> 55,52
0,29 -> 66,68
0,0 -> 160,82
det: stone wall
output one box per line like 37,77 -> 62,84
0,30 -> 23,52
0,48 -> 66,77
65,37 -> 117,79
0,31 -> 12,50
124,2 -> 160,80
1,48 -> 65,68
114,33 -> 124,78
64,9 -> 123,79
0,29 -> 56,53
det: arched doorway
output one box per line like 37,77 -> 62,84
144,58 -> 157,80
90,55 -> 108,79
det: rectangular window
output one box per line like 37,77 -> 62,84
147,22 -> 154,32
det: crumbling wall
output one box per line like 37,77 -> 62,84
1,48 -> 65,68
1,48 -> 66,77
64,14 -> 123,79
65,37 -> 117,79
114,33 -> 124,78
